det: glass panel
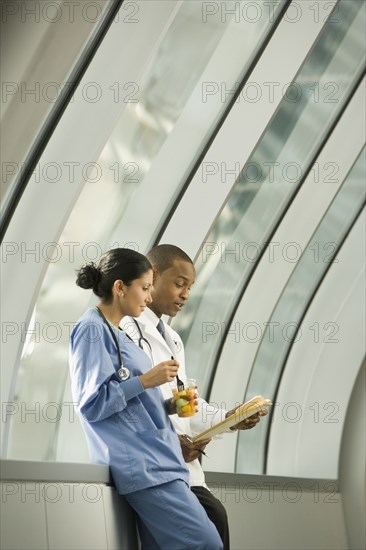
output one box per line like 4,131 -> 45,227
6,0 -> 286,461
75,0 -> 287,242
236,146 -> 366,473
0,0 -> 111,214
172,0 -> 366,398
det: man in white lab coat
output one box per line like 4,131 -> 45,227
121,244 -> 264,549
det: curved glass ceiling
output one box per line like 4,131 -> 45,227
172,0 -> 366,399
236,146 -> 365,474
0,0 -> 111,215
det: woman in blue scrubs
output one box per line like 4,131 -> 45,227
69,248 -> 223,550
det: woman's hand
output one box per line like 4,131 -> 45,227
139,360 -> 179,389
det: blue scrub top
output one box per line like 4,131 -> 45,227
69,308 -> 189,494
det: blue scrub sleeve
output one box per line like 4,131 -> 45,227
80,376 -> 145,423
71,320 -> 145,423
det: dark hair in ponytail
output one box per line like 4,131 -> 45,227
76,248 -> 152,302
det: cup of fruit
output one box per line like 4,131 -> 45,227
172,379 -> 198,417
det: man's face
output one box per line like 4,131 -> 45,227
149,259 -> 196,318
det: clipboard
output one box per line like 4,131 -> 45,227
191,395 -> 272,442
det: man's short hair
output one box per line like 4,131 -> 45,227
147,244 -> 193,273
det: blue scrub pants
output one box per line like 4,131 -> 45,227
125,479 -> 224,550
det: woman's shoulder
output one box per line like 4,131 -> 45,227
75,307 -> 102,325
71,308 -> 104,337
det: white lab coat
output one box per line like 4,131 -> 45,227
121,308 -> 227,487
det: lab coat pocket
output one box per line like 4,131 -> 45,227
137,428 -> 184,475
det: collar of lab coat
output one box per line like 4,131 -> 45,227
139,308 -> 179,359
138,306 -> 163,332
121,308 -> 180,361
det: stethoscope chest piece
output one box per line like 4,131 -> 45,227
118,366 -> 130,381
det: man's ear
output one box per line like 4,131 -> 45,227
152,267 -> 159,284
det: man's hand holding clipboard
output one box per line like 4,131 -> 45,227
191,395 -> 272,442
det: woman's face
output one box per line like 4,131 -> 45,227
121,269 -> 153,318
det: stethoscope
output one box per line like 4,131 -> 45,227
96,308 -> 180,382
132,318 -> 153,353
105,315 -> 155,367
132,318 -> 184,389
131,318 -> 181,355
95,307 -> 131,381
